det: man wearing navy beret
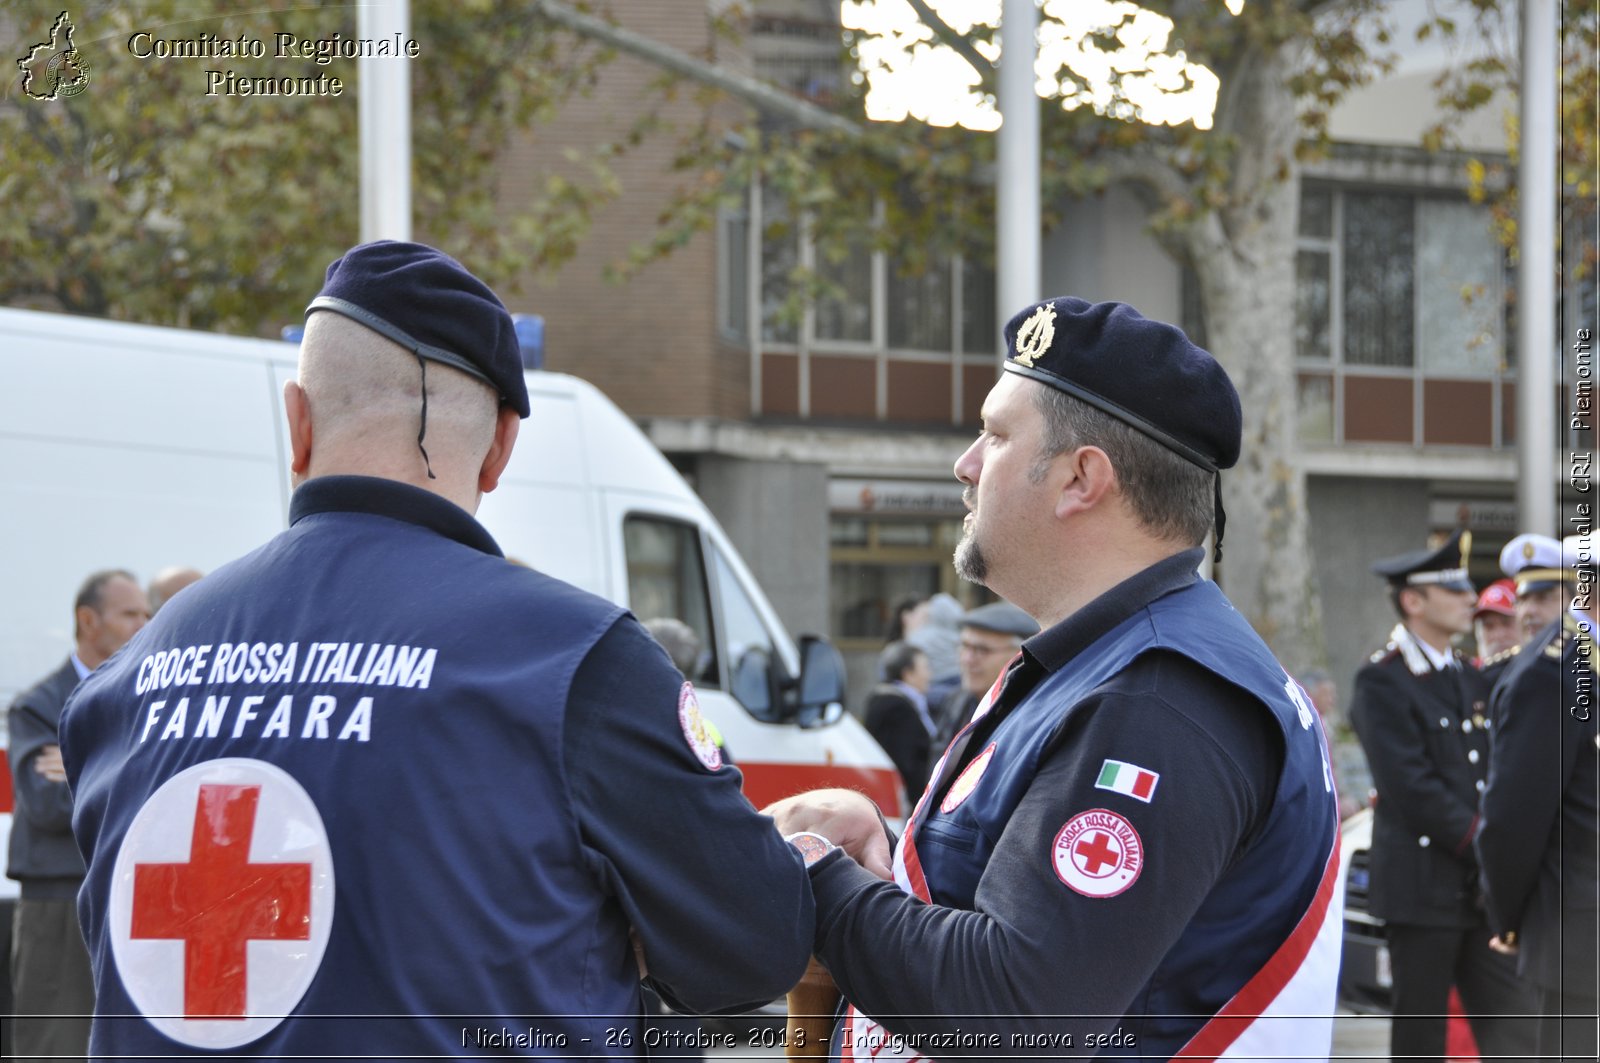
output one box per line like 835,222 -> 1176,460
59,241 -> 815,1056
770,297 -> 1343,1056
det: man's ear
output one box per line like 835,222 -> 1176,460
284,379 -> 312,477
1054,446 -> 1116,520
478,406 -> 521,494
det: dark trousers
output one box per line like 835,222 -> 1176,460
1386,922 -> 1538,1063
10,896 -> 94,1063
1535,987 -> 1598,1063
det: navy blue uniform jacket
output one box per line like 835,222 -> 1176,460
61,476 -> 813,1058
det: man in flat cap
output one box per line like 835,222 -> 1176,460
58,241 -> 814,1057
1477,532 -> 1599,1062
933,600 -> 1038,748
768,297 -> 1342,1056
1349,531 -> 1536,1062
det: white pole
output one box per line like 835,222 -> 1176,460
359,1 -> 412,243
996,0 -> 1041,351
1517,0 -> 1556,534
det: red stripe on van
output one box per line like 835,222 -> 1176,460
739,762 -> 905,821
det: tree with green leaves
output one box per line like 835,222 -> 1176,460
581,0 -> 1397,671
0,0 -> 610,334
591,0 -> 1591,671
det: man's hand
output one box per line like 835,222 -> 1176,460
764,789 -> 892,880
1488,934 -> 1519,956
32,743 -> 67,783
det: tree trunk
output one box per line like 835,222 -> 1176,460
1185,43 -> 1326,676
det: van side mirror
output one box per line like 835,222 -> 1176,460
794,635 -> 846,729
730,646 -> 783,723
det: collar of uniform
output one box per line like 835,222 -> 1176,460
1385,622 -> 1454,676
1023,547 -> 1204,672
289,475 -> 505,558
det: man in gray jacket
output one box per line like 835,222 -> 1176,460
7,569 -> 148,1062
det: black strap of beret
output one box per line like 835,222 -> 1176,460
307,296 -> 500,393
415,352 -> 437,481
1003,362 -> 1220,474
1213,474 -> 1226,565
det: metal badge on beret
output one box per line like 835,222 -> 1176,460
1000,296 -> 1241,474
998,296 -> 1242,559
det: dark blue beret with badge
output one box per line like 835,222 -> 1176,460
306,240 -> 530,418
1001,296 -> 1242,557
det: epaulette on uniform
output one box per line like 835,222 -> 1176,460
1482,645 -> 1521,668
1370,643 -> 1398,665
1544,628 -> 1569,661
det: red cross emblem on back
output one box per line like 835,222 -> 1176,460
132,783 -> 312,1018
109,758 -> 334,1049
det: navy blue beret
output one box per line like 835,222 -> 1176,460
306,241 -> 530,418
1002,297 -> 1241,472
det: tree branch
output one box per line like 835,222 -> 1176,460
532,0 -> 862,138
903,0 -> 996,92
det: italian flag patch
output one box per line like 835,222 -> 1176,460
1095,759 -> 1159,803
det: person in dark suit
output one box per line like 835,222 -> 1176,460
1477,533 -> 1599,1062
7,569 -> 149,1063
1349,530 -> 1537,1063
863,641 -> 935,804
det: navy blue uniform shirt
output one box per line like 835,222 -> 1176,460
810,551 -> 1316,1055
63,475 -> 813,1057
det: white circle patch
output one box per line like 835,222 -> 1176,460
1052,808 -> 1144,898
678,682 -> 723,771
108,758 -> 335,1049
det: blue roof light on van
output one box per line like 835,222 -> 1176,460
281,324 -> 305,344
513,314 -> 544,371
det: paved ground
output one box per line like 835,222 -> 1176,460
700,1007 -> 1392,1059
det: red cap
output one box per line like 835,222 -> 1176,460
1473,578 -> 1517,619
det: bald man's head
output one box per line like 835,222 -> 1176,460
295,312 -> 501,488
299,307 -> 499,461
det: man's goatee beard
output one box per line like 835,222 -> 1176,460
954,535 -> 987,586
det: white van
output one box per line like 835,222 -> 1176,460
0,306 -> 904,904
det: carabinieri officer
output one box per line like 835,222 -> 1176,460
60,242 -> 815,1057
1350,532 -> 1536,1062
768,297 -> 1343,1058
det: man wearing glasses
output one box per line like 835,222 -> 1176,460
935,602 -> 1038,748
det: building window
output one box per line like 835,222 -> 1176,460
1341,192 -> 1416,367
816,234 -> 873,343
1295,185 -> 1510,448
719,206 -> 750,343
827,505 -> 989,653
888,258 -> 952,351
727,183 -> 995,425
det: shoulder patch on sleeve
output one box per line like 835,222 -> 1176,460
677,683 -> 723,772
1052,809 -> 1144,898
